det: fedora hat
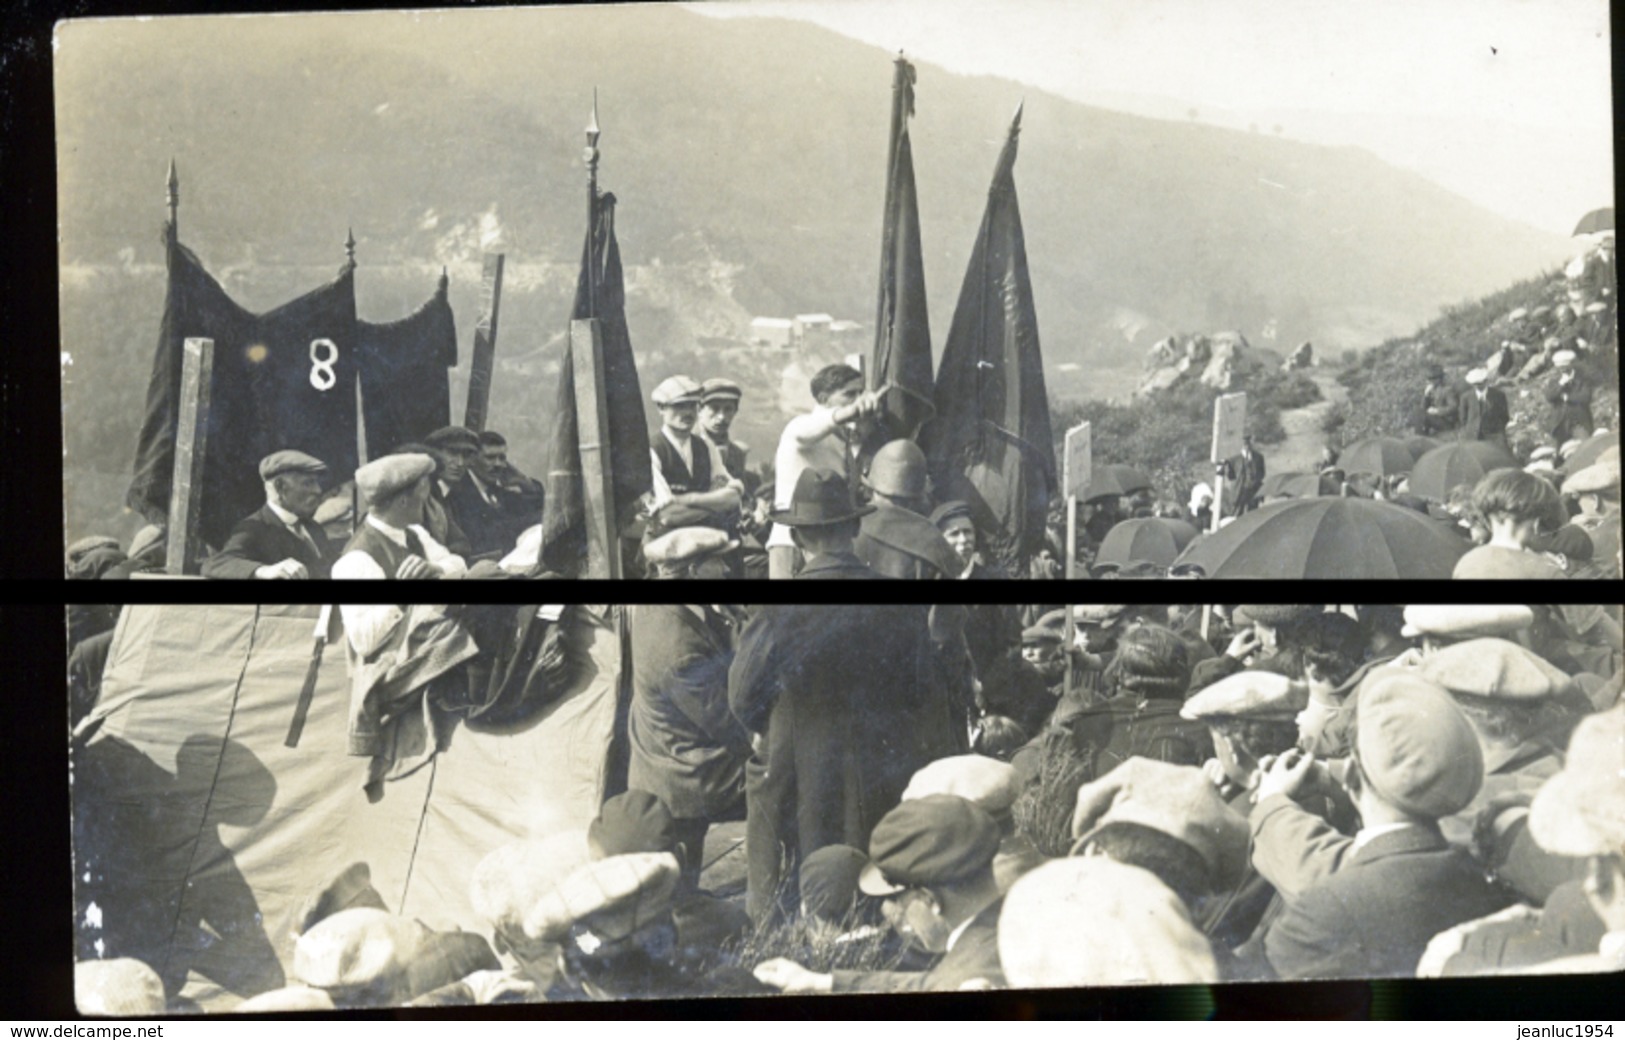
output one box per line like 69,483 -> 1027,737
769,468 -> 874,528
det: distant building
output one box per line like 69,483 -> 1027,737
829,319 -> 864,349
794,313 -> 834,351
750,317 -> 794,348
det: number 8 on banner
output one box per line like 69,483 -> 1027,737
309,338 -> 339,392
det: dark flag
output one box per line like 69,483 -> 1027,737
127,231 -> 358,548
538,191 -> 652,575
921,106 -> 1057,575
358,271 -> 458,458
867,55 -> 935,452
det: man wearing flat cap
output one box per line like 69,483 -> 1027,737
202,451 -> 337,579
855,439 -> 962,580
754,795 -> 1007,993
425,425 -> 517,559
648,375 -> 744,532
335,455 -> 466,580
642,528 -> 738,580
1417,363 -> 1458,436
1459,368 -> 1511,450
1563,461 -> 1622,568
698,378 -> 758,497
1258,675 -> 1513,978
1544,350 -> 1594,446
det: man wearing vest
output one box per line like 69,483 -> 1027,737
649,376 -> 744,533
855,439 -> 963,580
698,378 -> 758,498
202,450 -> 338,579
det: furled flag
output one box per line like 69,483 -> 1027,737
539,191 -> 653,576
866,55 -> 935,454
357,271 -> 458,459
127,229 -> 358,549
921,105 -> 1057,575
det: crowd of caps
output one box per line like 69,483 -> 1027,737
77,601 -> 1625,1011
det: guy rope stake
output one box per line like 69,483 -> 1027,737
285,605 -> 335,748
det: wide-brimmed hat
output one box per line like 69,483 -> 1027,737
769,468 -> 874,527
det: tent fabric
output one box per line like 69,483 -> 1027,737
73,605 -> 621,1012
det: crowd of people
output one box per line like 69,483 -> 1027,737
75,599 -> 1625,1011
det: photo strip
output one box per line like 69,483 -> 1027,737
57,2 -> 1618,582
67,601 -> 1624,1013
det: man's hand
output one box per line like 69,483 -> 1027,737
753,958 -> 833,994
750,731 -> 766,757
1224,627 -> 1262,662
395,555 -> 437,580
1201,757 -> 1229,790
255,558 -> 309,580
1256,748 -> 1318,803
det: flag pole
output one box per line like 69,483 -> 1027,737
585,87 -> 601,317
166,159 -> 178,243
573,90 -> 620,579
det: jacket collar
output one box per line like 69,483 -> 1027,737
1349,822 -> 1448,865
796,551 -> 874,578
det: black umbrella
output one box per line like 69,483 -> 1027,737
1172,497 -> 1467,578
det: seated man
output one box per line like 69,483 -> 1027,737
648,376 -> 743,533
334,454 -> 467,582
426,425 -> 516,558
202,450 -> 337,579
479,430 -> 544,519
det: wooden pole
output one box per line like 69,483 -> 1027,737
584,90 -> 601,318
463,253 -> 505,431
571,318 -> 621,579
166,159 -> 178,241
165,337 -> 214,575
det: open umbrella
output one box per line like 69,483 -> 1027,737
1339,436 -> 1418,477
1171,497 -> 1468,578
1260,472 -> 1338,499
1408,441 -> 1518,501
1564,430 -> 1618,473
1084,463 -> 1153,502
1095,517 -> 1181,568
1405,435 -> 1443,460
1572,208 -> 1615,236
1157,516 -> 1201,550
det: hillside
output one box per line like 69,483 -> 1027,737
57,6 -> 1576,541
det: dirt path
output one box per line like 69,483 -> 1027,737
1267,368 -> 1349,474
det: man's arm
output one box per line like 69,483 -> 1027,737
200,520 -> 287,579
1249,793 -> 1354,900
728,610 -> 782,736
414,526 -> 468,578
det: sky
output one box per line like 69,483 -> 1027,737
693,0 -> 1614,235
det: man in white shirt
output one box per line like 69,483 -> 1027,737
648,375 -> 743,530
333,453 -> 467,654
767,364 -> 882,578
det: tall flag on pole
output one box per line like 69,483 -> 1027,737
921,104 -> 1056,575
539,101 -> 652,575
867,54 -> 935,451
127,226 -> 358,549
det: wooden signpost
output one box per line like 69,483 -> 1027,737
1061,420 -> 1091,696
570,317 -> 621,579
165,337 -> 214,575
1210,391 -> 1247,533
463,252 -> 506,432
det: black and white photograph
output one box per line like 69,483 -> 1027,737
54,1 -> 1619,582
66,600 -> 1625,1013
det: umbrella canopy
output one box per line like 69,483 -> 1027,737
1095,517 -> 1181,568
1573,208 -> 1615,236
1260,472 -> 1338,499
1408,441 -> 1518,501
1564,430 -> 1618,473
1405,435 -> 1443,460
1340,436 -> 1419,477
1084,463 -> 1153,501
1157,517 -> 1201,551
1171,497 -> 1468,579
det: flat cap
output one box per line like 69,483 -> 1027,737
1417,638 -> 1573,701
1356,673 -> 1484,819
589,791 -> 677,858
1021,623 -> 1064,646
643,526 -> 738,567
128,524 -> 166,559
1529,446 -> 1557,462
75,958 -> 167,1017
1069,758 -> 1250,892
260,449 -> 329,481
293,908 -> 431,1000
902,755 -> 1020,815
1552,350 -> 1578,368
424,426 -> 479,453
1234,604 -> 1323,628
522,852 -> 681,944
700,377 -> 743,403
1563,462 -> 1621,495
355,454 -> 435,505
1465,367 -> 1489,385
1181,670 -> 1308,721
998,858 -> 1217,988
651,375 -> 703,407
1401,604 -> 1534,640
1528,705 -> 1625,857
468,833 -> 592,959
1072,604 -> 1131,625
798,845 -> 870,923
859,795 -> 1001,895
929,500 -> 974,529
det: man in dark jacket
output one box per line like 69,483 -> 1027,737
1458,368 -> 1512,449
768,468 -> 880,580
626,604 -> 751,882
729,594 -> 964,924
1417,363 -> 1459,436
856,440 -> 961,580
201,451 -> 337,579
1260,675 -> 1513,978
427,426 -> 519,559
1544,351 -> 1595,445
